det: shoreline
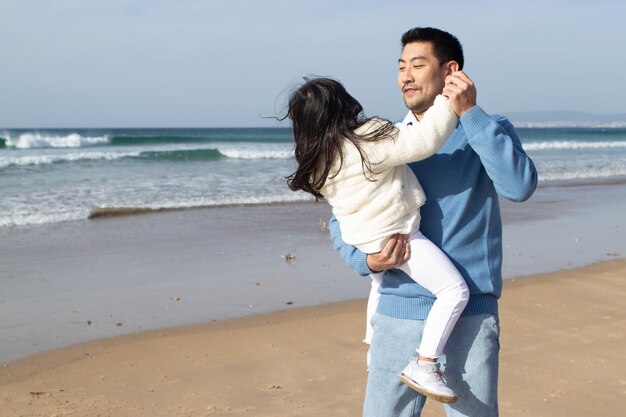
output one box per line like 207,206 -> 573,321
87,199 -> 319,220
2,258 -> 625,417
1,178 -> 625,228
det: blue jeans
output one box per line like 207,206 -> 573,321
364,313 -> 500,417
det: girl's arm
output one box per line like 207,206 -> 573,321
373,95 -> 458,169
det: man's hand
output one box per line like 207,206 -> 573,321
366,233 -> 410,272
443,71 -> 477,117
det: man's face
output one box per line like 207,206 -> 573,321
397,42 -> 448,116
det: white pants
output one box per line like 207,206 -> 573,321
364,231 -> 469,359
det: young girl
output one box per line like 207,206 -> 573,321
286,77 -> 469,404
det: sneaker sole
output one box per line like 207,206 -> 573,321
399,373 -> 458,404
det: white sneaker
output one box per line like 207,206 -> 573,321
399,358 -> 458,404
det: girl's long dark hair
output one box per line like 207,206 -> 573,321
286,77 -> 396,200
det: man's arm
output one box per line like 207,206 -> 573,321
462,109 -> 538,201
445,71 -> 537,201
329,215 -> 410,275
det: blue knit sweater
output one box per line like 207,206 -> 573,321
329,105 -> 538,319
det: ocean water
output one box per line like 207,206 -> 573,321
1,126 -> 626,228
0,128 -> 302,228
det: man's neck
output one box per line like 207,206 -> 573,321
412,110 -> 426,122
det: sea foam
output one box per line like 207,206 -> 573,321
540,168 -> 626,181
3,133 -> 110,149
524,140 -> 626,151
216,144 -> 294,159
0,193 -> 314,228
0,151 -> 142,169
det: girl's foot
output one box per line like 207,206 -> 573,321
399,358 -> 458,404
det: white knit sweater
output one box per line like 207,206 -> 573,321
320,95 -> 458,253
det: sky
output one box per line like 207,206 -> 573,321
1,0 -> 625,127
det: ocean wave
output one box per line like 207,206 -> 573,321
0,209 -> 90,228
108,134 -> 212,146
0,194 -> 314,228
138,148 -> 225,161
515,122 -> 626,128
539,167 -> 626,181
2,133 -> 110,149
524,140 -> 626,151
148,146 -> 294,161
0,151 -> 142,169
109,129 -> 293,145
217,146 -> 293,159
87,195 -> 312,217
88,207 -> 166,219
0,128 -> 294,150
0,145 -> 294,169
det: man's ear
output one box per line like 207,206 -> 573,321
445,61 -> 460,75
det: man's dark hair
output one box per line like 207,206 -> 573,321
401,27 -> 464,70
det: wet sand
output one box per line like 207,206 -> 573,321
1,184 -> 625,363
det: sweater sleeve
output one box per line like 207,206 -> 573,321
329,215 -> 373,276
375,95 -> 458,169
461,106 -> 538,202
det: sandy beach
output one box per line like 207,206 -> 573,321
3,2 -> 626,415
1,183 -> 626,416
1,258 -> 624,417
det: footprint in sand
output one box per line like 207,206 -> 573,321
261,384 -> 283,391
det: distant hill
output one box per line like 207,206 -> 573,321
506,111 -> 626,127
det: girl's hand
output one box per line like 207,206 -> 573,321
443,71 -> 477,117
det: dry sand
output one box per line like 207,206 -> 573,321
1,258 -> 625,417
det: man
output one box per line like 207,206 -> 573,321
329,27 -> 537,416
